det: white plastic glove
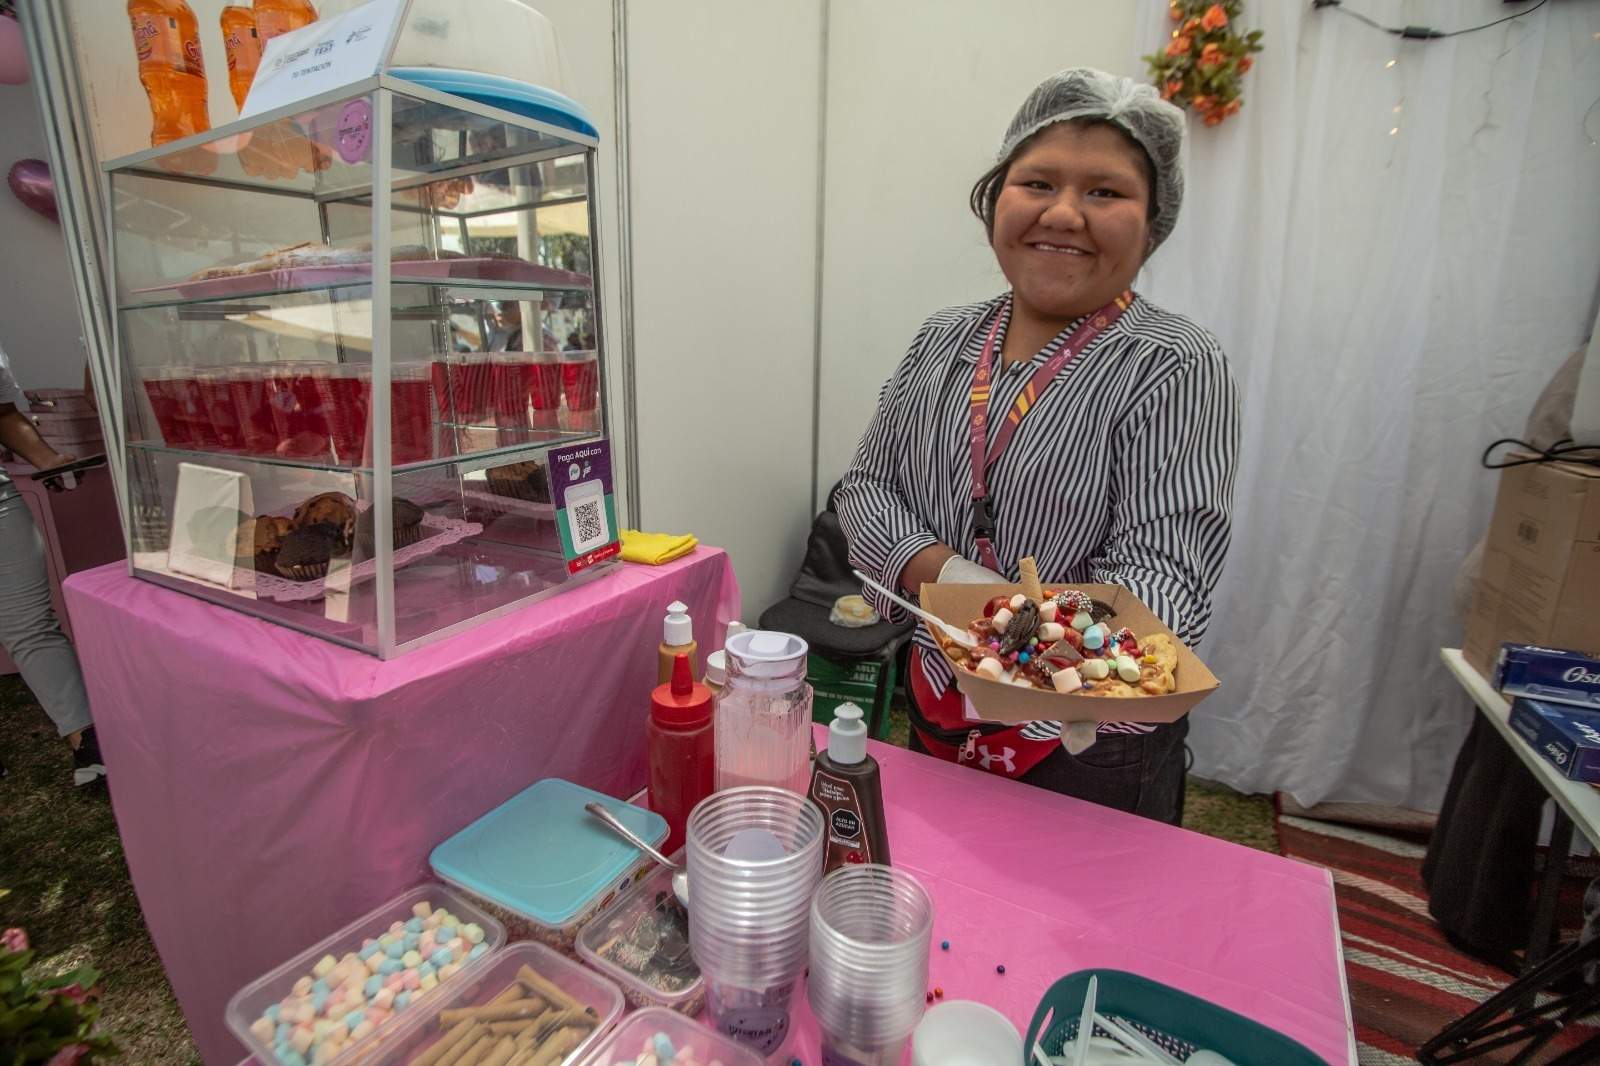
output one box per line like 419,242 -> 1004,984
937,554 -> 1006,584
1061,721 -> 1099,754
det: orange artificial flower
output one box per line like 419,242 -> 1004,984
1169,3 -> 1183,20
1184,17 -> 1201,34
1162,79 -> 1184,100
1199,42 -> 1225,68
1201,4 -> 1229,31
1237,55 -> 1254,74
1225,98 -> 1242,115
1204,112 -> 1224,126
1166,35 -> 1192,57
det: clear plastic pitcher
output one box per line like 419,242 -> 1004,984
715,631 -> 813,794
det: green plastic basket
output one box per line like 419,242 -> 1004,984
1024,969 -> 1331,1065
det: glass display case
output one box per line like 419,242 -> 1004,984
104,75 -> 620,657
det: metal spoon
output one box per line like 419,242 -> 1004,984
584,802 -> 690,904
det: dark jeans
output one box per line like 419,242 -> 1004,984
906,694 -> 1190,825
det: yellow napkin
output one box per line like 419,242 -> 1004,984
620,528 -> 699,565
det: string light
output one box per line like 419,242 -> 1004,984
1385,58 -> 1397,68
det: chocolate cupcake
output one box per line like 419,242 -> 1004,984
291,492 -> 356,547
275,522 -> 341,581
483,460 -> 550,503
354,498 -> 425,558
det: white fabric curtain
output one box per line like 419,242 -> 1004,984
1130,0 -> 1600,809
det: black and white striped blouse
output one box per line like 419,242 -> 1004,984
835,292 -> 1241,736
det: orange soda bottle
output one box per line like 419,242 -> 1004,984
219,5 -> 262,111
127,0 -> 210,146
252,0 -> 319,44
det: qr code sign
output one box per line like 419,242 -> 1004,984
566,482 -> 611,554
575,499 -> 605,546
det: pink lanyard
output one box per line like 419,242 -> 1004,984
967,292 -> 1134,572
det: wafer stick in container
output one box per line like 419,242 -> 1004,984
1018,556 -> 1044,603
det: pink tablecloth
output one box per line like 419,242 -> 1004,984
777,727 -> 1354,1065
63,550 -> 740,1065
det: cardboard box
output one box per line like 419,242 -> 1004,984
1508,697 -> 1600,782
918,582 -> 1219,725
1464,459 -> 1600,676
808,653 -> 896,739
1493,643 -> 1600,709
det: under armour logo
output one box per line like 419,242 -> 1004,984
977,745 -> 1017,774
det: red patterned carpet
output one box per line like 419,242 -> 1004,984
1276,811 -> 1600,1065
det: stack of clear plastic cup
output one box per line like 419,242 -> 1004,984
808,864 -> 934,1066
687,786 -> 825,1058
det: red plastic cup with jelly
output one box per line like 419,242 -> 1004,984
390,363 -> 435,464
196,367 -> 244,451
266,360 -> 334,460
559,350 -> 599,413
316,364 -> 372,466
141,367 -> 192,446
227,366 -> 278,456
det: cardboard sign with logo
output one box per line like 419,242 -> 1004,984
242,0 -> 405,118
918,581 -> 1218,725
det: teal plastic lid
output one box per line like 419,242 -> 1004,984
429,779 -> 668,928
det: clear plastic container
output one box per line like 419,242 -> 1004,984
576,856 -> 703,1015
367,941 -> 623,1065
572,1007 -> 764,1066
714,631 -> 813,794
429,779 -> 669,953
225,883 -> 506,1066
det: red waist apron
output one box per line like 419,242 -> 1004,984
909,647 -> 1059,779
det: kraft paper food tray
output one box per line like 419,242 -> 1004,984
919,582 -> 1219,725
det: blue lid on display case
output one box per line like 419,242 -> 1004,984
389,67 -> 599,139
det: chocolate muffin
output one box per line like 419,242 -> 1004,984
483,460 -> 550,503
354,498 -> 425,558
292,492 -> 356,547
275,522 -> 342,581
239,514 -> 295,574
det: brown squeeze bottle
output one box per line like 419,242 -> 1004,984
808,704 -> 889,874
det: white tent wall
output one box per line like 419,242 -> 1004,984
811,1 -> 1140,505
0,75 -> 90,390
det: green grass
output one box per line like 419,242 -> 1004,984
1,680 -> 1273,1064
0,675 -> 200,1066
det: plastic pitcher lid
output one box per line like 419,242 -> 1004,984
428,779 -> 667,927
827,704 -> 868,765
663,600 -> 692,647
725,630 -> 809,678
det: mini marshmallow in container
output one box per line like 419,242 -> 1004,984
569,1006 -> 763,1066
429,778 -> 668,954
224,884 -> 504,1066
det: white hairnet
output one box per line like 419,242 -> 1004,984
998,68 -> 1186,253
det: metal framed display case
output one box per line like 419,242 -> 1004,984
104,74 -> 620,657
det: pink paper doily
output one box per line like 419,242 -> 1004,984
253,514 -> 483,603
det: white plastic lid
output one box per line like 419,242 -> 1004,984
726,620 -> 748,640
725,629 -> 809,678
828,704 -> 868,765
663,600 -> 693,647
705,649 -> 727,687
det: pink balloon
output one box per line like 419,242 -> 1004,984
0,14 -> 28,86
8,159 -> 57,222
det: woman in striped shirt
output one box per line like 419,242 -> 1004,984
837,69 -> 1240,824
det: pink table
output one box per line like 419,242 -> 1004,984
62,550 -> 740,1065
774,727 -> 1355,1065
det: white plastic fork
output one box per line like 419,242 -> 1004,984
852,569 -> 977,648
